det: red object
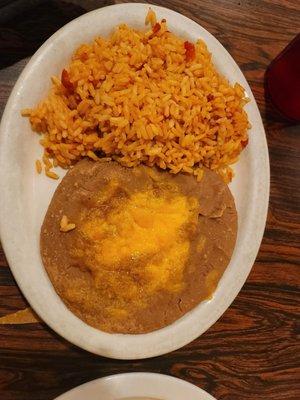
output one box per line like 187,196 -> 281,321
184,41 -> 196,62
148,23 -> 161,40
241,138 -> 249,149
265,34 -> 300,122
61,69 -> 75,93
152,23 -> 161,34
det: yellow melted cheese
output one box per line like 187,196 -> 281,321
76,184 -> 199,315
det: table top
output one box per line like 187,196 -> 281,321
0,1 -> 299,399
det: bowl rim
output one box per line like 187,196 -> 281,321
0,2 -> 270,359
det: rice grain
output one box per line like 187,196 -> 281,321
23,13 -> 249,183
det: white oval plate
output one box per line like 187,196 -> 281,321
54,373 -> 216,400
0,3 -> 269,359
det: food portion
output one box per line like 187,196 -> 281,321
40,160 -> 237,333
23,11 -> 249,183
23,11 -> 244,334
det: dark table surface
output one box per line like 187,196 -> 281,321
0,1 -> 299,399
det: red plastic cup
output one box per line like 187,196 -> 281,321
265,33 -> 300,123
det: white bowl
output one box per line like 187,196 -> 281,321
54,373 -> 216,400
0,3 -> 269,359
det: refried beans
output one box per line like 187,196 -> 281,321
40,159 -> 237,333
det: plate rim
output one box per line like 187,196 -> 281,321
0,2 -> 270,359
54,372 -> 217,400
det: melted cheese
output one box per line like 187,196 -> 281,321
76,184 -> 199,314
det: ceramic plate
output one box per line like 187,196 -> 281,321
54,373 -> 216,400
0,3 -> 269,359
